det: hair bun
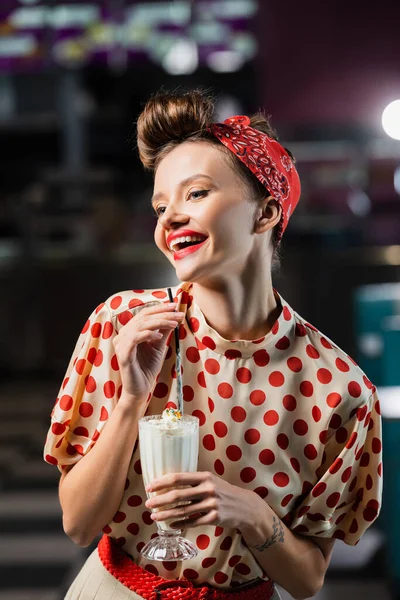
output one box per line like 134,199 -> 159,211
136,88 -> 215,171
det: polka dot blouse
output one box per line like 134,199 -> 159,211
44,282 -> 383,589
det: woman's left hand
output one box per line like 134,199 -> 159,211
144,471 -> 260,530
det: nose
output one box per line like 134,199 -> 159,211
158,203 -> 189,230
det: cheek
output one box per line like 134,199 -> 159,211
154,223 -> 165,250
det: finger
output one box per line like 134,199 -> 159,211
151,499 -> 213,523
171,510 -> 217,529
146,487 -> 203,509
136,317 -> 183,331
146,472 -> 206,492
132,303 -> 179,318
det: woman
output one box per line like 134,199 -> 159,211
44,89 -> 383,600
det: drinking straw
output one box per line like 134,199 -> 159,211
167,287 -> 184,415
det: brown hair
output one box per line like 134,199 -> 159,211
136,88 -> 295,272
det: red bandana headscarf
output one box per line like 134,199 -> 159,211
208,115 -> 301,239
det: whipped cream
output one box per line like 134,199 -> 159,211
162,407 -> 182,423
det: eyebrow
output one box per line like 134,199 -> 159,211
151,173 -> 215,208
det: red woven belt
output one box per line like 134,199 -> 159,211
98,534 -> 275,600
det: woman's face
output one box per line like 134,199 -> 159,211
152,140 -> 268,285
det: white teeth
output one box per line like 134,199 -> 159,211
170,235 -> 206,252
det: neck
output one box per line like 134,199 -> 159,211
190,272 -> 280,341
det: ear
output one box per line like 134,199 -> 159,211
254,196 -> 282,234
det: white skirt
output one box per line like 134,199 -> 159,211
64,545 -> 282,600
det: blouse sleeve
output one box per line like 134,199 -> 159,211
43,302 -> 120,474
289,388 -> 383,546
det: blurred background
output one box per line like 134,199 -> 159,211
0,0 -> 399,599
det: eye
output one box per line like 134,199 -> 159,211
188,189 -> 209,200
153,206 -> 166,217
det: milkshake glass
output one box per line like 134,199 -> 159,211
139,410 -> 199,561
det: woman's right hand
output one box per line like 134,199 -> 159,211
112,302 -> 184,405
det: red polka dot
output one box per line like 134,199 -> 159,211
312,406 -> 322,422
152,290 -> 168,299
304,444 -> 318,460
348,381 -> 362,398
220,536 -> 233,551
45,454 -> 58,465
271,321 -> 279,335
214,421 -> 228,437
342,467 -> 352,482
363,501 -> 379,522
202,336 -> 216,350
295,323 -> 307,336
283,394 -> 297,411
320,337 -> 333,349
372,437 -> 382,454
229,555 -> 241,568
366,474 -> 373,490
183,385 -> 195,402
329,413 -> 342,429
85,376 -> 96,393
224,349 -> 242,360
79,402 -> 93,417
91,322 -> 102,338
51,422 -> 66,435
134,459 -> 142,475
60,395 -> 73,411
300,381 -> 314,397
317,368 -> 332,384
87,346 -> 97,365
240,467 -> 256,483
202,557 -> 217,568
312,482 -> 327,497
231,406 -> 247,422
250,390 -> 266,405
214,459 -> 225,475
277,433 -> 289,449
118,311 -> 133,326
235,563 -> 251,576
75,359 -> 86,375
186,347 -> 200,363
127,495 -> 142,507
203,434 -> 216,451
214,572 -> 229,584
144,563 -> 158,575
142,510 -> 153,525
128,298 -> 144,309
326,393 -> 341,408
290,457 -> 300,473
275,336 -> 290,350
162,560 -> 178,571
192,409 -> 206,426
319,430 -> 328,444
236,367 -> 252,383
336,427 -> 348,444
197,371 -> 206,388
110,296 -> 122,309
178,325 -> 187,340
335,358 -> 350,372
282,494 -> 293,507
263,410 -> 279,426
208,397 -> 215,413
110,354 -> 119,371
205,359 -> 220,375
269,371 -> 285,387
283,306 -> 292,321
182,567 -> 199,579
196,534 -> 210,550
100,406 -> 108,421
252,349 -> 270,366
293,420 -> 308,436
188,317 -> 200,333
357,405 -> 368,421
102,321 -> 114,339
360,452 -> 370,467
214,526 -> 223,537
226,445 -> 242,461
113,511 -> 126,523
104,381 -> 116,399
287,357 -> 303,372
245,429 -> 260,444
259,449 -> 275,465
273,472 -> 290,487
326,493 -> 341,508
329,457 -> 343,474
218,382 -> 233,398
253,486 -> 269,499
306,344 -> 320,359
153,382 -> 168,398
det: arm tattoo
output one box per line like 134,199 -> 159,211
250,516 -> 285,552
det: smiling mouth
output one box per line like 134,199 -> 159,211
172,238 -> 208,259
